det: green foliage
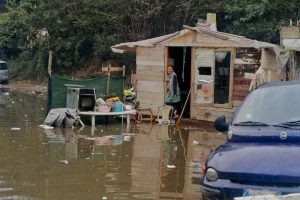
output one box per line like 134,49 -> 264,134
0,0 -> 299,81
224,0 -> 300,43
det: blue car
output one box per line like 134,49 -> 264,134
201,81 -> 300,199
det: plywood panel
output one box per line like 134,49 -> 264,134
137,50 -> 165,56
136,47 -> 165,72
137,80 -> 164,93
136,46 -> 165,67
193,48 -> 215,104
136,54 -> 164,60
136,74 -> 164,81
191,105 -> 235,122
136,46 -> 164,56
280,26 -> 300,39
136,70 -> 163,77
136,64 -> 164,73
135,46 -> 165,112
136,59 -> 164,66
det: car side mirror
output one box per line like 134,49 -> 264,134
214,115 -> 229,132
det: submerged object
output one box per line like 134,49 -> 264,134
39,124 -> 54,130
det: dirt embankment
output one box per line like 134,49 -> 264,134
0,80 -> 47,96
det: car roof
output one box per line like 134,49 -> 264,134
258,80 -> 300,89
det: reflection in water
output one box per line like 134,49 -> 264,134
0,91 -> 226,199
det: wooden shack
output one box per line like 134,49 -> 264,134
280,25 -> 300,80
112,14 -> 280,122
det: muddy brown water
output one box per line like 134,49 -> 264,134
0,91 -> 226,200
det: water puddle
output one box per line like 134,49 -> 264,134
0,91 -> 226,199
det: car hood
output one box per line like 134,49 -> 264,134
208,142 -> 300,184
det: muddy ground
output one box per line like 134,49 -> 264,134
0,80 -> 47,96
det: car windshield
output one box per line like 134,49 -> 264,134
0,63 -> 7,70
233,84 -> 300,126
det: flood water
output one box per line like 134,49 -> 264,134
0,90 -> 226,200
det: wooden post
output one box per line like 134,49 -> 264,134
48,51 -> 53,76
122,65 -> 125,97
106,64 -> 111,96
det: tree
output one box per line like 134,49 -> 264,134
224,0 -> 300,43
0,0 -> 299,80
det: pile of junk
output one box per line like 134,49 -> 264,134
95,85 -> 137,113
41,86 -> 137,129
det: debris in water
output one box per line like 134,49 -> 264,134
11,127 -> 21,131
102,197 -> 107,200
189,162 -> 202,168
121,133 -> 136,136
100,130 -> 104,132
192,140 -> 199,145
59,160 -> 68,164
167,165 -> 176,169
39,125 -> 54,130
123,136 -> 131,141
24,114 -> 27,118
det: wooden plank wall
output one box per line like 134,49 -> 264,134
192,106 -> 234,122
136,46 -> 165,113
280,26 -> 300,45
233,48 -> 261,108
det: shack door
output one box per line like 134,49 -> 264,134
214,50 -> 233,105
193,48 -> 233,107
168,47 -> 192,118
193,48 -> 215,105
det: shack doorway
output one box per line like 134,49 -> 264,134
214,51 -> 231,104
168,47 -> 191,118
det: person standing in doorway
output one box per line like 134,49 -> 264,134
165,65 -> 181,118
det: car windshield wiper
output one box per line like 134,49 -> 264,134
233,121 -> 269,126
275,120 -> 300,127
272,124 -> 298,129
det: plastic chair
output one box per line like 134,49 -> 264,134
156,105 -> 175,125
74,116 -> 85,128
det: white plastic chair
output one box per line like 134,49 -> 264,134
155,105 -> 175,125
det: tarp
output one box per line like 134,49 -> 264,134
47,75 -> 123,112
44,108 -> 78,128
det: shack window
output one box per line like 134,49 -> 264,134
198,67 -> 211,75
214,51 -> 231,104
